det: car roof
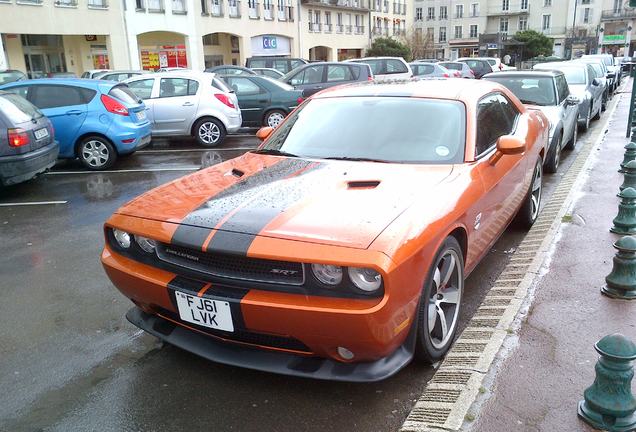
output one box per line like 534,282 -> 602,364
0,77 -> 118,91
142,71 -> 217,80
485,70 -> 562,77
534,61 -> 586,69
349,56 -> 406,61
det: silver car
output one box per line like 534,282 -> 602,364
483,70 -> 579,174
533,61 -> 603,131
410,62 -> 453,78
125,71 -> 242,147
439,62 -> 475,79
582,54 -> 620,91
573,59 -> 609,110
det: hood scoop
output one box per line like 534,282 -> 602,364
347,180 -> 381,189
228,168 -> 245,178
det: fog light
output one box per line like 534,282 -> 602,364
135,235 -> 157,253
112,229 -> 131,249
337,346 -> 355,361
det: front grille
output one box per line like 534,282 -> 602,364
156,307 -> 311,353
156,243 -> 305,286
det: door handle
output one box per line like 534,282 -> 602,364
66,109 -> 83,115
182,102 -> 194,106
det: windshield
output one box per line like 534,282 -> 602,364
0,93 -> 43,124
485,76 -> 556,106
260,96 -> 466,164
260,76 -> 294,91
555,67 -> 586,85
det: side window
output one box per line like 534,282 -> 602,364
363,60 -> 385,75
30,85 -> 87,109
273,60 -> 291,73
386,59 -> 408,74
188,80 -> 199,95
587,65 -> 595,84
3,86 -> 29,100
226,77 -> 261,95
290,60 -> 304,69
249,59 -> 267,68
416,64 -> 434,75
300,66 -> 324,84
127,79 -> 155,99
475,93 -> 518,156
350,65 -> 361,80
326,65 -> 354,82
556,75 -> 569,103
159,78 -> 196,98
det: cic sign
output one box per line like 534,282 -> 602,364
263,36 -> 277,49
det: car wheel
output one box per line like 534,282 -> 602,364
194,118 -> 226,147
579,107 -> 591,131
78,136 -> 117,170
544,134 -> 561,174
264,110 -> 286,128
514,158 -> 543,229
602,93 -> 607,111
565,121 -> 577,150
593,102 -> 601,120
414,236 -> 464,363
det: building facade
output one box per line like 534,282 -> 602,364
599,0 -> 636,57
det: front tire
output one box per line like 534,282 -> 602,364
415,237 -> 464,363
565,122 -> 577,151
263,109 -> 286,128
544,134 -> 561,174
194,118 -> 226,147
514,159 -> 543,229
579,107 -> 591,131
78,136 -> 117,170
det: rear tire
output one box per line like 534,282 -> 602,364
514,159 -> 543,229
414,237 -> 464,363
579,107 -> 591,131
78,136 -> 117,170
194,118 -> 226,147
544,134 -> 561,174
593,102 -> 601,120
565,122 -> 577,151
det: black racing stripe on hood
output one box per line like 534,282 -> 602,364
206,161 -> 325,255
171,158 -> 313,250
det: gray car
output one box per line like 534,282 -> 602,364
0,90 -> 58,186
410,62 -> 452,78
96,70 -> 150,82
533,61 -> 603,131
439,62 -> 475,78
483,70 -> 579,174
582,54 -> 621,91
573,59 -> 609,110
281,62 -> 373,97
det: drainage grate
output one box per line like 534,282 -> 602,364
443,355 -> 480,367
406,407 -> 452,425
470,318 -> 500,327
452,342 -> 488,353
461,330 -> 494,340
498,272 -> 526,279
421,389 -> 461,403
431,371 -> 472,385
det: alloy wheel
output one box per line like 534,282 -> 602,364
198,122 -> 221,144
530,161 -> 542,221
427,249 -> 462,350
266,111 -> 285,128
81,140 -> 110,168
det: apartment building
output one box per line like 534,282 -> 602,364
0,0 -> 129,77
599,0 -> 636,57
370,0 -> 410,42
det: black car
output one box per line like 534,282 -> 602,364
245,57 -> 308,74
280,62 -> 373,97
204,65 -> 256,75
456,59 -> 493,79
0,90 -> 58,186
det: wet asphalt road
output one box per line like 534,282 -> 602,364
0,105 -> 612,432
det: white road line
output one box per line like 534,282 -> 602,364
46,167 -> 199,175
0,200 -> 68,207
137,147 -> 256,154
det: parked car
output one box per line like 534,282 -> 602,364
251,68 -> 285,79
280,62 -> 373,97
484,70 -> 578,174
574,58 -> 609,110
81,69 -> 112,79
581,54 -> 621,90
101,79 -> 548,382
439,62 -> 475,79
456,58 -> 493,79
157,67 -> 189,72
413,58 -> 441,63
47,72 -> 77,78
245,57 -> 308,74
96,70 -> 150,82
345,57 -> 412,81
410,62 -> 453,78
204,65 -> 256,76
0,79 -> 150,170
125,71 -> 241,147
0,70 -> 27,85
0,90 -> 59,186
533,61 -> 603,131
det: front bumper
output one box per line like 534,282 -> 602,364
0,142 -> 59,186
127,306 -> 415,382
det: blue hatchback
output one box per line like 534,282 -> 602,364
0,78 -> 151,170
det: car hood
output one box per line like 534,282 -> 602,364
117,153 -> 454,249
569,84 -> 589,98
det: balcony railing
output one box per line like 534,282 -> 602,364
601,9 -> 636,20
324,23 -> 333,32
248,1 -> 259,18
228,0 -> 240,17
309,22 -> 322,31
88,0 -> 108,8
540,26 -> 567,35
172,0 -> 186,13
55,0 -> 78,7
345,24 -> 352,33
263,2 -> 273,19
355,25 -> 364,34
147,0 -> 164,11
336,24 -> 344,33
487,3 -> 529,16
438,14 -> 447,20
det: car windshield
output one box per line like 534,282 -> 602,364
260,76 -> 294,91
550,67 -> 586,85
0,71 -> 25,85
441,63 -> 462,71
486,76 -> 556,106
0,93 -> 43,123
589,64 -> 604,77
260,96 -> 465,164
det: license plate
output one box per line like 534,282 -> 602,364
136,110 -> 147,121
174,291 -> 234,332
34,128 -> 49,140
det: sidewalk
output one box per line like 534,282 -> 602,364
471,83 -> 636,431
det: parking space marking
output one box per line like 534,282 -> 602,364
46,167 -> 200,175
0,201 -> 67,207
137,147 -> 256,154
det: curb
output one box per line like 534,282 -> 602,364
400,82 -> 628,432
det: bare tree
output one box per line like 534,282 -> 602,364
403,25 -> 435,60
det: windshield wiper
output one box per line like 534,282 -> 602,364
324,156 -> 390,163
251,149 -> 299,158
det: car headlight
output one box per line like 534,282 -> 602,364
311,264 -> 343,286
112,229 -> 131,249
135,235 -> 157,253
348,267 -> 382,292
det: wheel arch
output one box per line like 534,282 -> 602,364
447,226 -> 468,264
190,115 -> 227,137
74,132 -> 117,157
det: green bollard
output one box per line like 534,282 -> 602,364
619,142 -> 636,173
620,160 -> 636,192
611,188 -> 636,235
603,236 -> 636,299
578,334 -> 636,431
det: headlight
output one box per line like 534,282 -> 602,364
311,264 -> 343,285
135,235 -> 157,253
112,229 -> 131,249
348,267 -> 382,292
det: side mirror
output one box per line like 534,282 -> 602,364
566,95 -> 580,106
256,126 -> 274,141
592,78 -> 601,86
490,135 -> 526,164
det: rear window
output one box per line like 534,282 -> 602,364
441,63 -> 462,71
30,85 -> 96,109
109,85 -> 141,104
0,93 -> 43,124
248,59 -> 267,68
414,64 -> 435,75
212,77 -> 232,93
386,59 -> 408,73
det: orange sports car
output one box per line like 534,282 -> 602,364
101,79 -> 549,382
